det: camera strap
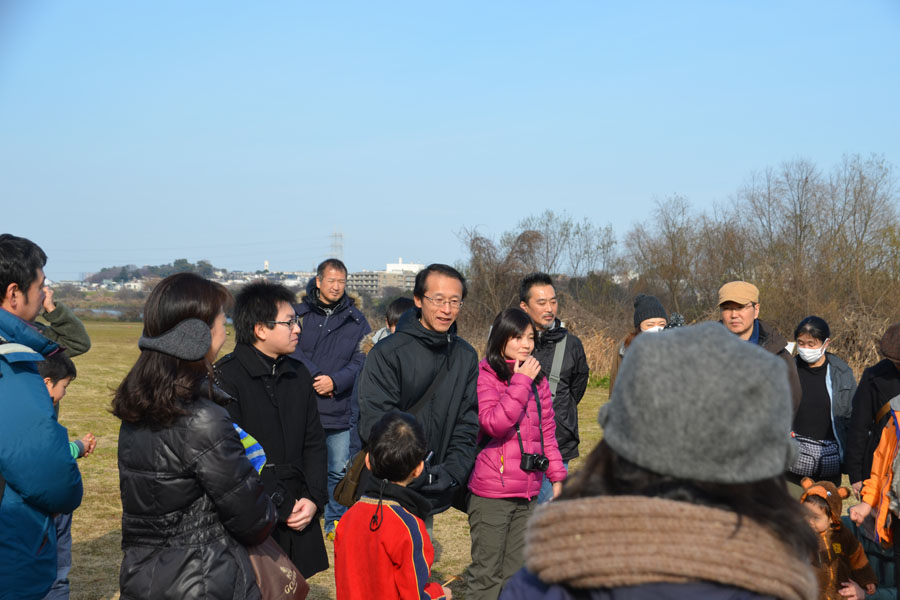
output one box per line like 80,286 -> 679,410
514,381 -> 545,457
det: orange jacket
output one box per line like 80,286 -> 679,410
860,411 -> 900,544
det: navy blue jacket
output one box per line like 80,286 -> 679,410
501,569 -> 775,599
290,279 -> 370,430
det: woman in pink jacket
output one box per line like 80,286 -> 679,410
465,308 -> 567,600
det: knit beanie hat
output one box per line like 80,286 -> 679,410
880,323 -> 900,363
599,321 -> 796,484
799,478 -> 848,525
632,294 -> 667,329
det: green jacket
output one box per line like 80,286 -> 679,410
34,303 -> 91,358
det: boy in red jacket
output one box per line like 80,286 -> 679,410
334,412 -> 451,600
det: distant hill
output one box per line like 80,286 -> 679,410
86,259 -> 223,283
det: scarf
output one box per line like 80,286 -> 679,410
524,495 -> 817,600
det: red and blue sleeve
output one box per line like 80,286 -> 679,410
385,505 -> 446,600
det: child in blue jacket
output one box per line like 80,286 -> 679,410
38,353 -> 95,600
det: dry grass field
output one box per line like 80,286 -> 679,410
60,320 -> 609,600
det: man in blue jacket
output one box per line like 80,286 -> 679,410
291,258 -> 370,539
0,234 -> 84,600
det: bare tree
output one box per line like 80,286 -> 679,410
516,210 -> 574,274
624,195 -> 697,314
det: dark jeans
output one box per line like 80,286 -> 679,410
324,428 -> 351,532
44,512 -> 72,600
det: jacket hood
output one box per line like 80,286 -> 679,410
394,307 -> 457,350
361,478 -> 432,521
0,307 -> 59,356
301,276 -> 355,315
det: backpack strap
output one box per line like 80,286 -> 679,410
548,335 -> 567,400
876,400 -> 893,423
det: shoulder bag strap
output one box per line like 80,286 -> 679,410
548,335 -> 567,399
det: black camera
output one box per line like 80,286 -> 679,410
520,453 -> 550,472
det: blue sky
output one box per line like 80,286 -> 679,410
1,1 -> 898,280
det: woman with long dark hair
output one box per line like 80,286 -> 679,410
114,273 -> 275,599
788,316 -> 856,489
465,308 -> 566,600
501,322 -> 817,600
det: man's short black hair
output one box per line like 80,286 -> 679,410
519,272 -> 555,304
0,234 -> 47,304
233,280 -> 296,345
413,264 -> 467,301
38,352 -> 77,383
368,412 -> 427,483
316,258 -> 347,279
385,297 -> 415,328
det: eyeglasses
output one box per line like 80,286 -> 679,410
719,302 -> 756,314
266,315 -> 302,329
422,295 -> 463,309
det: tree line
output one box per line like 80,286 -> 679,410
455,154 -> 898,376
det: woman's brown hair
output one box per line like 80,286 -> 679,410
112,273 -> 231,427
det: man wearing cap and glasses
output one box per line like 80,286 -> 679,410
717,280 -> 801,412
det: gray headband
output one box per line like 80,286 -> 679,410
138,318 -> 212,361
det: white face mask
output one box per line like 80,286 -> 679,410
643,326 -> 664,333
797,341 -> 828,364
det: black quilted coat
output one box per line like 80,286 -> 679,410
117,384 -> 276,599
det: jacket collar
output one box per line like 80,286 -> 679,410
194,376 -> 235,406
755,319 -> 788,354
0,307 -> 59,356
536,318 -> 567,346
232,342 -> 290,378
394,308 -> 456,351
300,277 -> 351,316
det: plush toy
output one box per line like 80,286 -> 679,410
800,477 -> 877,599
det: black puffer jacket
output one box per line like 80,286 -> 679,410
357,309 -> 479,512
118,384 -> 276,600
533,320 -> 590,461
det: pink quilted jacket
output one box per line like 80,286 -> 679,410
467,359 -> 566,499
